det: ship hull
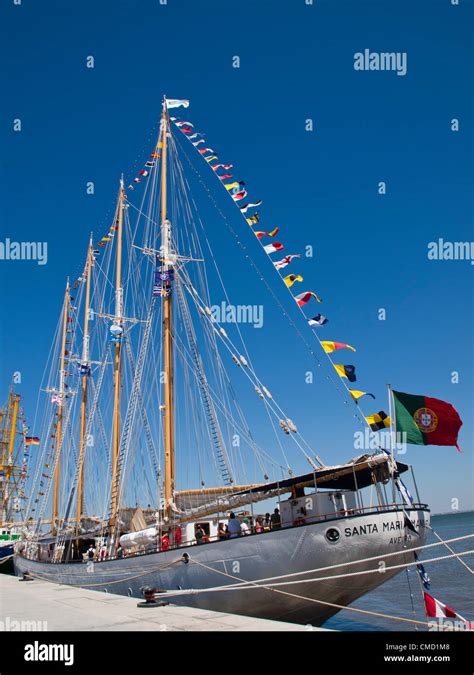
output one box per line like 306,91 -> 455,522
0,542 -> 15,574
14,507 -> 429,626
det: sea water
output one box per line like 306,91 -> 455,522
323,511 -> 474,631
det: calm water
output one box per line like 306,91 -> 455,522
323,511 -> 474,631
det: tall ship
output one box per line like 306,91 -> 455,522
0,385 -> 34,571
13,97 -> 435,625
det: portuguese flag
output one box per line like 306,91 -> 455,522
392,391 -> 463,452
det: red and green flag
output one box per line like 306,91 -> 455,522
392,390 -> 463,452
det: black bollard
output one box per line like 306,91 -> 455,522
19,572 -> 34,582
137,585 -> 169,608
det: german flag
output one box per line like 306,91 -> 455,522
25,437 -> 40,446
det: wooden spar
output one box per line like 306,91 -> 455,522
0,390 -> 20,526
176,484 -> 263,497
109,180 -> 124,532
0,389 -> 12,467
52,281 -> 70,534
160,100 -> 176,520
0,391 -> 12,526
75,238 -> 93,540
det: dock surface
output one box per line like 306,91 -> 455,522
0,574 -> 328,631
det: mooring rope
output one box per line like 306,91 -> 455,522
429,526 -> 473,574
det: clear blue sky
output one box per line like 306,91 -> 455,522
0,0 -> 472,514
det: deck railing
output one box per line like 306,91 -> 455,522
20,501 -> 428,563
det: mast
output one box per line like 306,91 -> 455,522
52,280 -> 70,534
109,179 -> 124,532
0,389 -> 20,526
160,99 -> 176,519
0,389 -> 12,473
75,238 -> 93,540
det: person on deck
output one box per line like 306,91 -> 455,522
227,512 -> 242,538
161,532 -> 170,551
173,526 -> 182,547
271,508 -> 281,530
217,523 -> 228,540
263,513 -> 271,531
241,518 -> 250,535
255,516 -> 264,533
87,544 -> 95,560
195,525 -> 205,545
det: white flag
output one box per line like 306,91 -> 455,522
165,98 -> 190,109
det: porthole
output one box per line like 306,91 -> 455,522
325,527 -> 340,544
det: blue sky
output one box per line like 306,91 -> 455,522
0,0 -> 472,514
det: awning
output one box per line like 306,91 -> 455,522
231,453 -> 409,496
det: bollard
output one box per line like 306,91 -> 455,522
137,585 -> 169,608
19,572 -> 34,582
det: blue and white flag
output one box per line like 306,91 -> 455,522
414,553 -> 431,590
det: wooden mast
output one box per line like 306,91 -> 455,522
75,238 -> 93,540
52,280 -> 70,534
109,179 -> 124,533
160,99 -> 176,520
0,391 -> 12,526
0,389 -> 20,527
0,389 -> 12,470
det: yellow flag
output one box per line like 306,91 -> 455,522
349,390 -> 375,401
283,274 -> 303,288
321,341 -> 356,354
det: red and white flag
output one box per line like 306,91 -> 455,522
273,254 -> 302,269
424,592 -> 472,628
295,291 -> 322,307
264,242 -> 284,254
212,164 -> 233,171
232,189 -> 247,201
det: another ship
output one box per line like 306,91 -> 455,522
0,386 -> 33,572
14,97 -> 430,625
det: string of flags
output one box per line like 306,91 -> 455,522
16,407 -> 34,505
172,103 -> 465,457
416,526 -> 471,629
169,107 -> 388,430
